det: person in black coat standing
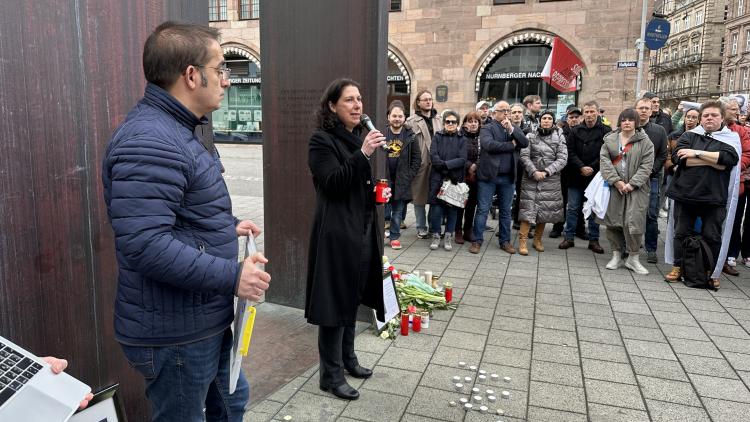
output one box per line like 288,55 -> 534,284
559,100 -> 611,253
306,78 -> 386,401
428,110 -> 468,251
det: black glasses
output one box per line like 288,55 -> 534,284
495,109 -> 510,113
193,64 -> 231,80
444,120 -> 458,125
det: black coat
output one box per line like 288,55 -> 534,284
306,126 -> 385,326
641,121 -> 668,177
389,127 -> 422,201
565,120 -> 611,187
650,110 -> 674,135
428,130 -> 467,204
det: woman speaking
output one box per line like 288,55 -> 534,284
305,78 -> 386,400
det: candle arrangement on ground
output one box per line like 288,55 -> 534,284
377,257 -> 457,339
446,360 -> 514,419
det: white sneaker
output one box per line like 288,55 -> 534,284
606,251 -> 622,270
744,258 -> 750,268
430,234 -> 441,250
444,233 -> 453,251
659,209 -> 668,218
625,254 -> 649,275
728,257 -> 737,267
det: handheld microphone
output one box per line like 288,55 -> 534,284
360,114 -> 390,151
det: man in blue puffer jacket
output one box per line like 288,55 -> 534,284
102,22 -> 270,422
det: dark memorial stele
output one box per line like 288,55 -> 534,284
260,0 -> 389,311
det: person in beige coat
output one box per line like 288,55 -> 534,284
597,108 -> 655,274
405,89 -> 443,238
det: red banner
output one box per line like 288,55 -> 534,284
541,37 -> 584,93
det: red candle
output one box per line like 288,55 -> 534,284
400,313 -> 409,336
444,282 -> 453,303
412,314 -> 422,332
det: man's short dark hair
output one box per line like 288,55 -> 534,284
316,78 -> 361,130
642,92 -> 657,100
143,21 -> 221,89
700,100 -> 726,119
523,95 -> 541,107
582,100 -> 599,110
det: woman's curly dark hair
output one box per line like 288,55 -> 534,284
316,78 -> 361,130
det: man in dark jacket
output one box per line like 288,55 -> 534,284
523,94 -> 542,133
551,106 -> 583,238
559,101 -> 611,253
644,92 -> 674,134
636,98 -> 669,263
385,101 -> 421,249
102,22 -> 270,420
470,101 -> 529,254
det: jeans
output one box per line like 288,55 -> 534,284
672,201 -> 726,267
564,186 -> 600,241
430,203 -> 458,234
473,174 -> 515,244
387,200 -> 407,240
414,204 -> 428,232
644,176 -> 661,252
120,329 -> 249,422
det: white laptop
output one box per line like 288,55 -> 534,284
0,335 -> 91,422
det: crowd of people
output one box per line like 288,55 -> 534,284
382,89 -> 750,289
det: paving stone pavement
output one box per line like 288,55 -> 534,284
233,192 -> 750,421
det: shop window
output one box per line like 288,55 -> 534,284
390,0 -> 402,11
209,0 -> 227,22
239,0 -> 259,20
213,55 -> 262,143
478,42 -> 579,115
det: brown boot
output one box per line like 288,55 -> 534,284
558,239 -> 575,249
455,229 -> 465,244
518,221 -> 530,255
588,240 -> 604,254
533,223 -> 546,252
500,242 -> 516,254
664,266 -> 681,283
469,241 -> 482,254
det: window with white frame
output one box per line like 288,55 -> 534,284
692,38 -> 700,54
209,0 -> 227,21
747,29 -> 750,51
740,0 -> 745,16
675,19 -> 681,33
729,70 -> 736,91
691,71 -> 698,87
695,10 -> 704,25
673,48 -> 679,61
743,68 -> 749,89
684,14 -> 690,29
683,45 -> 689,57
681,74 -> 687,88
733,33 -> 739,55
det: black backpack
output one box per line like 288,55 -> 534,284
680,235 -> 716,290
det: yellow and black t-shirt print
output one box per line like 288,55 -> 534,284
387,137 -> 403,159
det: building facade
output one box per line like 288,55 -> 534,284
210,0 -> 649,142
722,0 -> 750,97
648,0 -> 725,109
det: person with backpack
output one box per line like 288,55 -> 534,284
664,101 -> 741,289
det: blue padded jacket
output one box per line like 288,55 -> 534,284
102,83 -> 240,346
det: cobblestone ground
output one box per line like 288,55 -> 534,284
224,147 -> 750,421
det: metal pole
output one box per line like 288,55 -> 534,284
635,0 -> 649,96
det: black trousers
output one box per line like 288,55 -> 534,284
673,201 -> 726,267
728,193 -> 750,259
455,180 -> 478,239
318,325 -> 358,387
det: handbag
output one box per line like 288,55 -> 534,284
437,179 -> 470,208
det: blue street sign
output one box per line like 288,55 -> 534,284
617,61 -> 638,69
644,18 -> 670,50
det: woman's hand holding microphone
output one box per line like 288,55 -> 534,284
361,129 -> 386,158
